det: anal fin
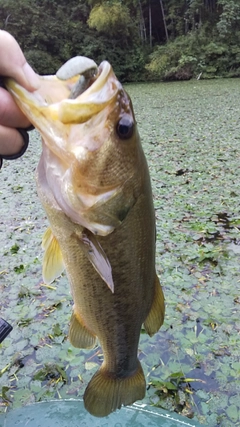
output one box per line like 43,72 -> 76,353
69,310 -> 97,349
144,274 -> 165,336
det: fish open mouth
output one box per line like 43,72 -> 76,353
48,59 -> 121,124
5,57 -> 120,126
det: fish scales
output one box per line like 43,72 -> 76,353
5,58 -> 165,417
37,140 -> 155,370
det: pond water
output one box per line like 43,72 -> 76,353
0,78 -> 240,427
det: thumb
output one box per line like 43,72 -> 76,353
0,30 -> 40,91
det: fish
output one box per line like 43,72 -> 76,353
5,57 -> 165,417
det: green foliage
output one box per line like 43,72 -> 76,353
87,1 -> 145,80
1,0 -> 240,81
217,0 -> 240,37
88,2 -> 134,38
146,27 -> 240,81
13,264 -> 25,274
145,0 -> 240,81
33,363 -> 67,383
25,50 -> 62,75
0,0 -> 144,81
10,244 -> 20,254
146,35 -> 195,80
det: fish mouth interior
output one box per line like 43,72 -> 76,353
38,60 -> 117,107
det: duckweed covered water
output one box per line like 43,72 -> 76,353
0,78 -> 240,426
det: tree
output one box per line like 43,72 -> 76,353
1,0 -> 240,81
87,2 -> 135,40
217,0 -> 240,38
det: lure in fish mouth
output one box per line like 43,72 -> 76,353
56,56 -> 98,99
5,56 -> 165,418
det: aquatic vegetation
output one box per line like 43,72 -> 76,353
0,78 -> 240,426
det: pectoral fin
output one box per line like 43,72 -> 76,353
75,229 -> 114,293
144,274 -> 165,336
42,227 -> 65,284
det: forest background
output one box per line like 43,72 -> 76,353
0,0 -> 240,82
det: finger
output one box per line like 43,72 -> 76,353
0,88 -> 30,128
0,125 -> 26,156
0,30 -> 40,91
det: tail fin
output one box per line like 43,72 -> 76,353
84,360 -> 146,417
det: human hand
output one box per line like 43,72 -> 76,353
0,30 -> 40,168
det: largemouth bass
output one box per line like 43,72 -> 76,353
5,58 -> 165,417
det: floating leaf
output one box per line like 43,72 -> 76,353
14,264 -> 25,274
52,323 -> 62,337
226,405 -> 239,423
85,362 -> 99,371
10,244 -> 20,254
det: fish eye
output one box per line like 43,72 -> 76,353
116,116 -> 134,140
